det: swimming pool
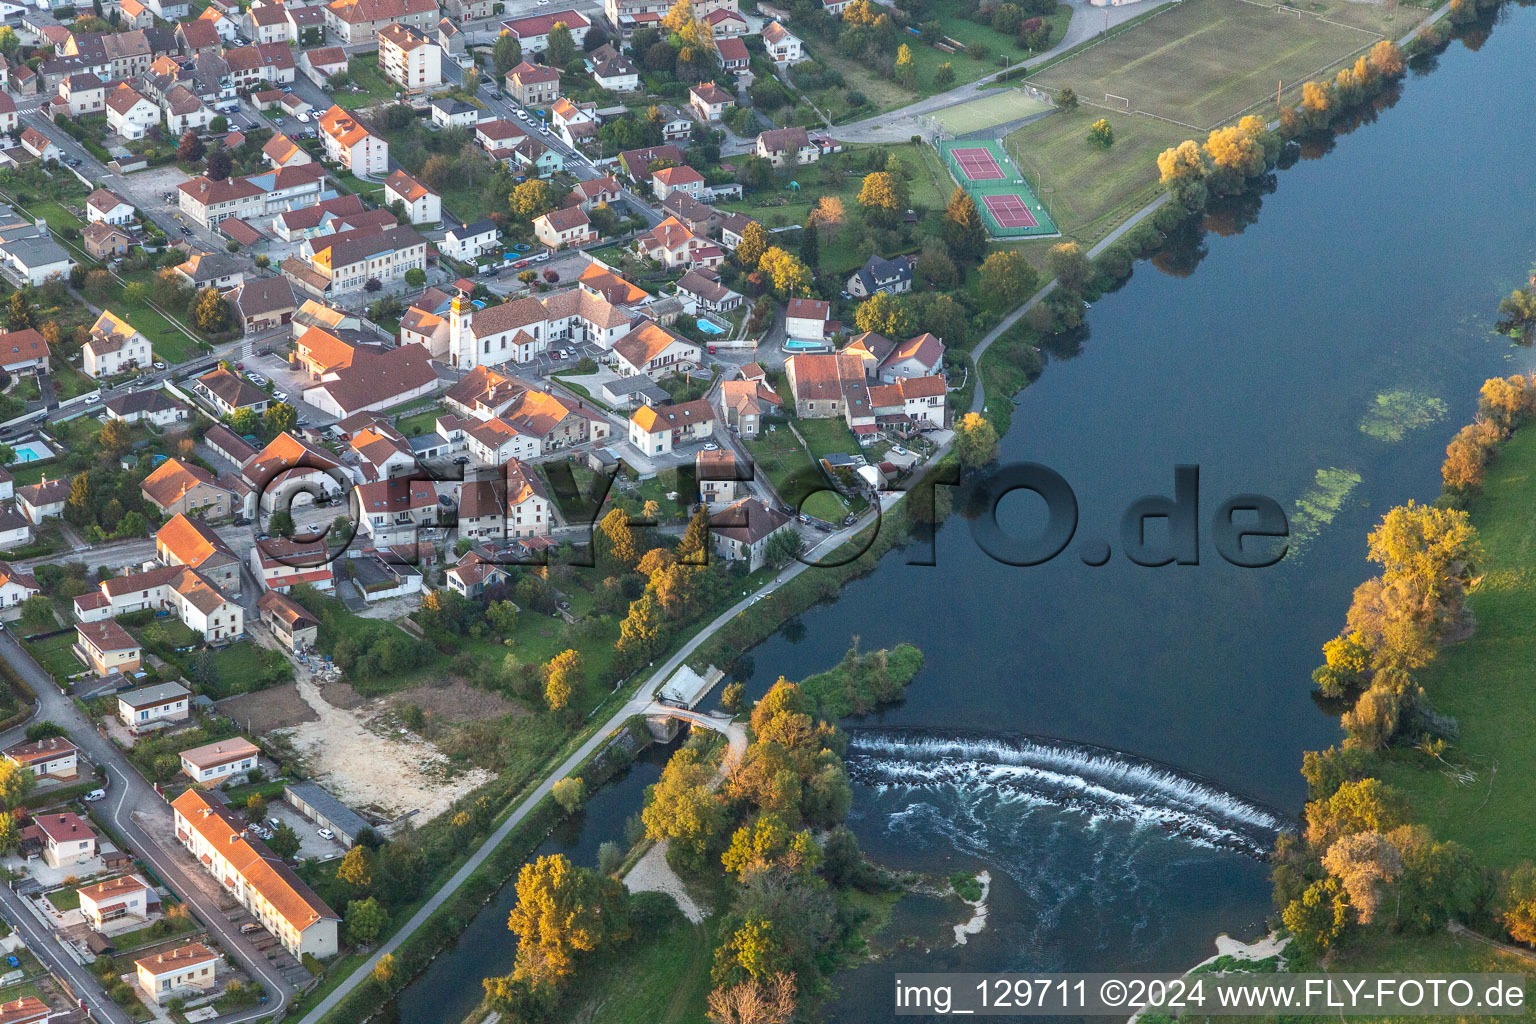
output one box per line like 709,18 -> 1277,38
783,338 -> 829,351
696,318 -> 727,335
11,440 -> 54,463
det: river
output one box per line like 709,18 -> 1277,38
392,8 -> 1536,1020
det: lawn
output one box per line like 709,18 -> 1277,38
744,428 -> 852,521
336,54 -> 398,110
1028,0 -> 1384,130
1004,106 -> 1188,245
44,888 -> 80,911
932,87 -> 1054,134
1374,424 -> 1536,871
26,633 -> 82,681
793,416 -> 859,462
392,404 -> 448,438
803,1 -> 1072,118
570,903 -> 717,1024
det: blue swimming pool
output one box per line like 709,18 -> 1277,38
783,338 -> 828,351
11,440 -> 54,463
696,318 -> 726,335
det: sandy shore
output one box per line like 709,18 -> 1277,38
953,870 -> 992,946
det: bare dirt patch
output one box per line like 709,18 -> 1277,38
274,675 -> 492,825
390,679 -> 519,722
216,684 -> 318,733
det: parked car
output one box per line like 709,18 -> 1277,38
273,391 -> 287,402
152,361 -> 166,369
533,252 -> 549,262
269,817 -> 282,829
317,827 -> 335,840
240,922 -> 262,934
702,442 -> 719,451
84,789 -> 105,802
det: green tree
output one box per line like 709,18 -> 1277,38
721,681 -> 745,712
954,412 -> 999,468
933,62 -> 955,87
19,596 -> 55,634
642,746 -> 727,871
552,776 -> 587,813
264,403 -> 297,435
192,287 -> 231,334
857,171 -> 907,229
0,812 -> 18,855
1055,87 -> 1077,111
507,854 -> 629,992
268,509 -> 295,539
765,529 -> 804,568
1281,878 -> 1349,956
0,26 -> 18,58
940,188 -> 988,263
1088,118 -> 1114,148
913,238 -> 957,289
271,823 -> 301,860
547,22 -> 576,65
978,250 -> 1039,309
799,218 -> 819,268
98,419 -> 133,457
0,444 -> 13,466
487,600 -> 518,635
1045,241 -> 1091,293
229,407 -> 258,436
854,291 -> 911,337
346,896 -> 387,946
493,32 -> 523,75
1496,288 -> 1536,342
404,267 -> 426,287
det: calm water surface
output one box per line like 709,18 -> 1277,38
394,11 -> 1536,1019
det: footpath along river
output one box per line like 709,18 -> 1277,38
389,9 -> 1536,1020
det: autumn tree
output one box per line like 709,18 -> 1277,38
552,775 -> 587,812
642,746 -> 727,871
337,845 -> 373,890
597,506 -> 638,569
1088,118 -> 1114,148
721,813 -> 820,878
1478,374 -> 1536,431
735,220 -> 770,269
177,129 -> 205,163
1500,861 -> 1536,945
1321,831 -> 1401,924
856,171 -> 907,228
511,179 -> 557,220
1281,877 -> 1349,956
978,250 -> 1039,310
617,592 -> 665,665
1304,777 -> 1406,852
192,287 -> 231,333
1311,629 -> 1372,698
1156,139 -> 1209,211
544,649 -> 583,712
98,418 -> 133,457
809,196 -> 845,239
507,854 -> 629,992
941,188 -> 987,262
954,412 -> 998,468
0,812 -> 18,856
264,402 -> 297,436
708,972 -> 798,1024
6,291 -> 31,330
894,43 -> 915,87
0,760 -> 33,810
756,247 -> 811,298
854,291 -> 911,337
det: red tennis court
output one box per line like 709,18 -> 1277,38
982,193 -> 1040,228
951,146 -> 1005,180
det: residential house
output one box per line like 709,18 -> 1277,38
82,223 -> 132,260
3,736 -> 77,780
78,875 -> 157,929
273,195 -> 393,242
16,478 -> 70,524
174,251 -> 245,291
222,43 -> 297,90
635,216 -> 715,269
105,83 -> 159,139
262,133 -> 312,171
710,497 -> 792,571
135,944 -> 218,1006
465,416 -> 541,465
23,812 -> 97,868
688,81 -> 733,122
675,268 -> 741,313
171,789 -> 340,957
163,84 -> 212,134
0,234 -> 76,286
82,310 -> 151,379
718,376 -> 782,439
591,52 -> 639,91
192,367 -> 269,417
844,330 -> 944,381
704,8 -> 747,35
627,398 -> 714,456
178,163 -> 331,229
444,549 -> 508,598
533,206 -> 596,250
0,997 -> 54,1024
846,253 -> 913,298
783,351 -> 870,423
86,189 -> 133,227
0,513 -> 28,554
717,36 -> 750,73
323,0 -> 438,44
868,374 -> 946,429
445,0 -> 494,20
302,344 -> 438,418
175,18 -> 223,54
120,0 -> 154,27
430,97 -> 479,128
242,3 -> 291,44
378,22 -> 442,93
284,223 -> 427,298
300,46 -> 348,87
227,277 -> 299,334
0,329 -> 50,373
438,219 -> 499,262
652,164 -> 704,201
785,297 -> 834,342
697,448 -> 744,505
318,105 -> 389,176
250,537 -> 335,593
568,175 -> 621,212
287,5 -> 327,45
157,513 -> 242,591
755,126 -> 819,168
383,169 -> 441,225
103,389 -> 191,428
140,459 -> 235,519
79,619 -> 144,678
498,9 -> 591,51
179,737 -> 259,786
59,73 -> 106,116
762,21 -> 804,64
612,320 -> 701,379
257,590 -> 319,648
505,61 -> 560,106
352,477 -> 437,547
20,128 -> 61,163
617,143 -> 685,181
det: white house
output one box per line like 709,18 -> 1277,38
627,398 -> 714,456
439,219 -> 500,262
86,189 -> 135,225
105,83 -> 160,140
179,737 -> 260,786
383,169 -> 441,225
82,310 -> 151,379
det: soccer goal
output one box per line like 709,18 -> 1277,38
1104,93 -> 1131,110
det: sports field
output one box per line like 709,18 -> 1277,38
932,88 -> 1055,135
937,139 -> 1060,239
1028,0 -> 1384,130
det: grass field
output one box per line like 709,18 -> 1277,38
1004,106 -> 1188,244
26,633 -> 81,681
1373,425 -> 1536,871
744,429 -> 852,522
933,88 -> 1055,135
1028,0 -> 1383,130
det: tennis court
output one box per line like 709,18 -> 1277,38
981,193 -> 1040,229
950,146 -> 1007,181
936,139 -> 1059,239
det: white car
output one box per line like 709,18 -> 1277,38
516,109 -> 530,120
317,827 -> 335,840
274,391 -> 288,402
533,252 -> 549,262
702,441 -> 720,451
84,789 -> 106,802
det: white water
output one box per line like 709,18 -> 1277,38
846,732 -> 1290,859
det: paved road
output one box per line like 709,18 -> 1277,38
0,630 -> 298,1023
0,880 -> 132,1024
